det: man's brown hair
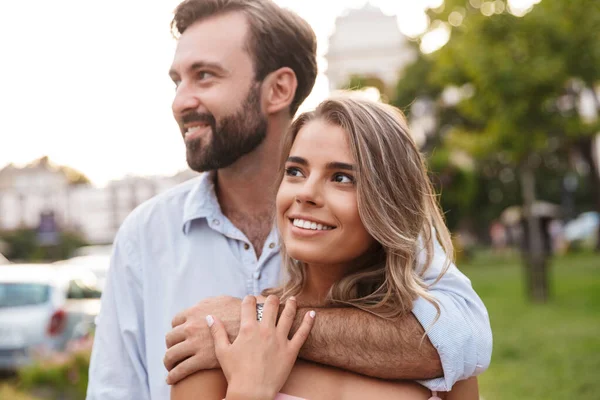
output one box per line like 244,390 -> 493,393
171,0 -> 318,115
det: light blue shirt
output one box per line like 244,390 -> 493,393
87,172 -> 492,399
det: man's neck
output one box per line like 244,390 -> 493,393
215,128 -> 281,217
214,119 -> 287,255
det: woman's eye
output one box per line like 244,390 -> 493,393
285,167 -> 304,178
333,173 -> 354,184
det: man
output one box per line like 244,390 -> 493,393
86,1 -> 492,399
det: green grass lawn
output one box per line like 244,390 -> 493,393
461,251 -> 600,400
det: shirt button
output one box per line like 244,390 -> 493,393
213,219 -> 220,226
254,271 -> 261,279
269,242 -> 275,249
244,243 -> 250,250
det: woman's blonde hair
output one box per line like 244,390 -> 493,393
265,94 -> 453,320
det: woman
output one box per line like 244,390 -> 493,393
171,95 -> 480,399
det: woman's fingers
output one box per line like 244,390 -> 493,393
276,296 -> 297,337
240,295 -> 258,327
290,310 -> 316,351
262,295 -> 280,326
206,315 -> 230,354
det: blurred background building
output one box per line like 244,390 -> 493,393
325,3 -> 416,96
0,157 -> 198,244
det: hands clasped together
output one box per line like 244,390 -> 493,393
164,295 -> 316,399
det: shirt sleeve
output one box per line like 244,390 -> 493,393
86,216 -> 150,400
413,239 -> 493,392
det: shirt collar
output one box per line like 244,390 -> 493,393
182,171 -> 221,234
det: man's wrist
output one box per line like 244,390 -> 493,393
225,382 -> 275,400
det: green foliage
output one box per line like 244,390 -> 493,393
463,251 -> 600,399
428,147 -> 478,230
343,75 -> 387,95
0,384 -> 41,400
16,340 -> 93,400
393,43 -> 442,110
60,166 -> 91,186
389,0 -> 600,240
0,229 -> 88,262
430,0 -> 600,163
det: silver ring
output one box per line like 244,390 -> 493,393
256,303 -> 264,322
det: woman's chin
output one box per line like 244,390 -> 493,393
286,246 -> 332,266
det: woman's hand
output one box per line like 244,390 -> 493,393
207,295 -> 315,400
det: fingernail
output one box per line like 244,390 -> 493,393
206,315 -> 214,327
289,296 -> 296,301
309,310 -> 316,318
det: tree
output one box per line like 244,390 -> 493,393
427,0 -> 600,302
392,45 -> 483,234
60,165 -> 91,186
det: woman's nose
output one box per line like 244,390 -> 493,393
294,180 -> 322,206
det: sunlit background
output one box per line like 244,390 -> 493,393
0,0 -> 541,186
0,0 -> 429,185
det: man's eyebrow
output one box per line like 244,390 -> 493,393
189,61 -> 229,75
286,157 -> 355,171
168,61 -> 229,80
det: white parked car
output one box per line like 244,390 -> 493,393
55,254 -> 111,291
72,245 -> 113,258
0,264 -> 101,371
565,211 -> 600,242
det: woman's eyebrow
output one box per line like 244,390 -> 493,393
286,156 -> 307,165
326,162 -> 354,171
287,157 -> 354,171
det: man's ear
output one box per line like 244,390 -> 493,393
262,67 -> 297,115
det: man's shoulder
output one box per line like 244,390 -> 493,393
120,174 -> 205,231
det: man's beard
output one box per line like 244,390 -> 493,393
183,83 -> 268,172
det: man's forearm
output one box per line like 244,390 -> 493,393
290,307 -> 442,380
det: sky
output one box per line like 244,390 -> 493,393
0,0 -> 533,186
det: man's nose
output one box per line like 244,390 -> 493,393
172,82 -> 201,117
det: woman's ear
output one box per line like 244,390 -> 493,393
262,67 -> 298,115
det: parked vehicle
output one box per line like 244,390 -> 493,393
565,211 -> 600,242
71,245 -> 113,258
55,254 -> 111,291
0,264 -> 101,372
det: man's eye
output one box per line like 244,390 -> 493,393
198,71 -> 214,80
285,167 -> 304,178
333,173 -> 354,184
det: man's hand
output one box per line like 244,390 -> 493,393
164,296 -> 242,385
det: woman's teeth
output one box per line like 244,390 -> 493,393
292,218 -> 334,231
